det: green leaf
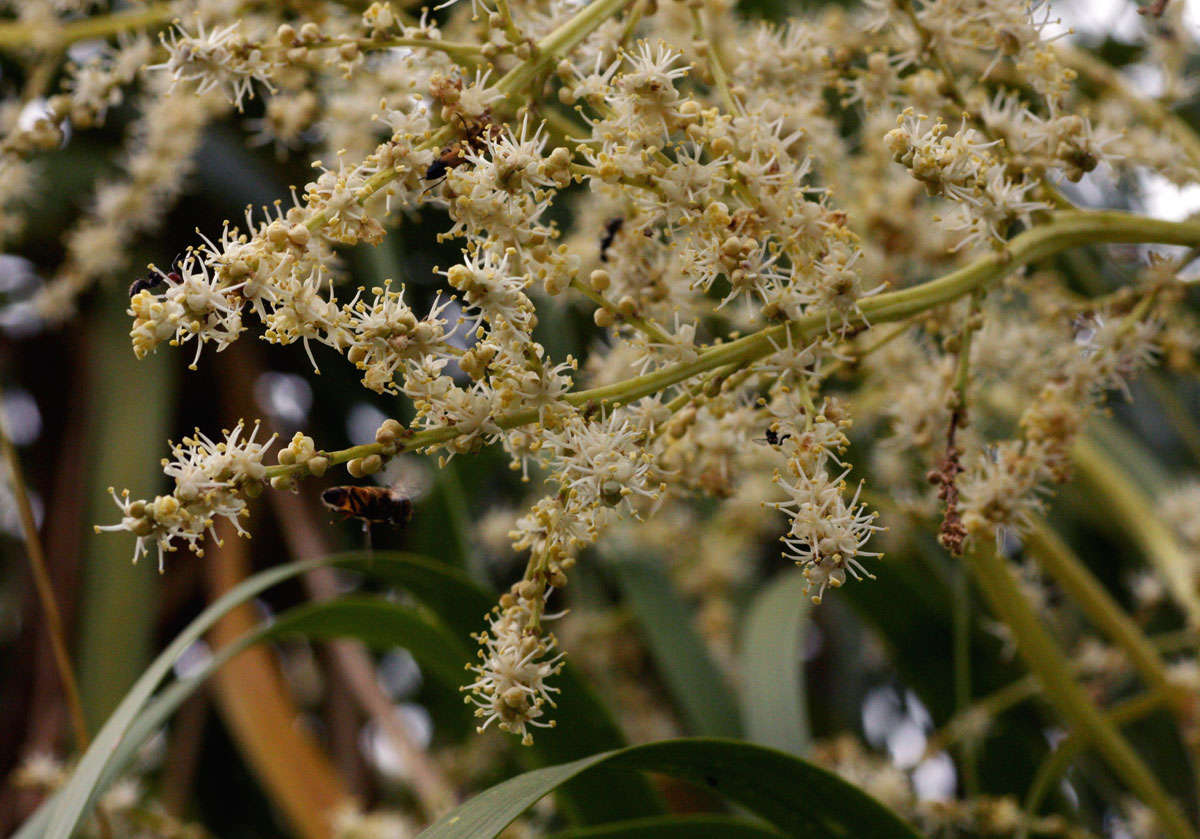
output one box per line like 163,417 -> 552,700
738,569 -> 811,755
29,552 -> 658,837
609,556 -> 743,738
417,738 -> 926,839
548,814 -> 786,838
267,596 -> 472,689
339,551 -> 663,825
26,595 -> 467,839
35,554 -> 470,839
43,555 -> 332,839
79,287 -> 176,730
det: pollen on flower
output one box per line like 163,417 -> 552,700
39,0 -> 1199,789
96,421 -> 275,570
462,579 -> 565,745
765,395 -> 882,603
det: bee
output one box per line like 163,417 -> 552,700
129,255 -> 183,297
423,111 -> 503,185
320,485 -> 414,527
599,217 -> 623,262
320,456 -> 430,536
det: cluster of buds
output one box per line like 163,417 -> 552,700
884,109 -> 1048,248
767,396 -> 882,604
96,422 -> 275,569
463,578 -> 565,745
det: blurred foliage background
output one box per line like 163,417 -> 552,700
4,1 -> 1200,837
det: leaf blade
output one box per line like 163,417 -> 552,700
417,738 -> 926,839
738,569 -> 811,755
610,556 -> 743,738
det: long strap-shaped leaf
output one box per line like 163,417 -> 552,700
19,594 -> 471,839
738,570 -> 810,755
32,552 -> 658,838
610,556 -> 743,737
416,738 -> 926,839
33,553 -> 478,839
548,813 -> 786,838
42,556 -> 331,839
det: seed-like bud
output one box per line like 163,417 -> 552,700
502,686 -> 529,708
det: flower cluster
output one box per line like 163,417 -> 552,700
10,0 -> 1181,752
959,309 -> 1161,539
767,395 -> 882,603
884,109 -> 1049,249
94,421 -> 275,570
463,578 -> 565,745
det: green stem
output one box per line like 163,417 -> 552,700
1019,690 -> 1167,839
931,622 -> 1200,759
691,7 -> 740,114
1073,434 -> 1200,629
969,542 -> 1194,839
0,383 -> 91,753
952,561 -> 979,796
1024,521 -> 1183,715
569,278 -> 672,343
347,36 -> 485,62
268,210 -> 1200,480
494,0 -> 637,100
0,3 -> 173,50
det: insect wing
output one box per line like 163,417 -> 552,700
376,454 -> 432,503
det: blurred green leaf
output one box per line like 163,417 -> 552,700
267,596 -> 472,689
78,289 -> 175,728
417,738 -> 926,839
548,814 -> 786,838
19,594 -> 466,839
610,556 -> 743,738
27,552 -> 660,838
738,569 -> 810,755
41,556 -> 333,839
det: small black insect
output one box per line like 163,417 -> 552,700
129,255 -> 183,297
599,217 -> 623,262
424,156 -> 452,182
764,428 -> 792,446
